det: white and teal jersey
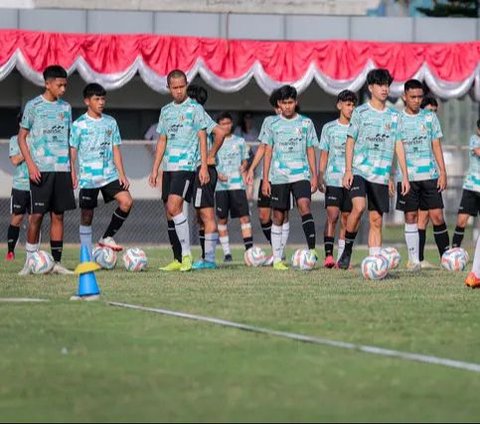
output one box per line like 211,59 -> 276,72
20,95 -> 72,172
70,113 -> 121,189
397,109 -> 443,182
9,136 -> 29,191
260,114 -> 319,184
157,97 -> 207,172
216,135 -> 249,191
348,102 -> 399,185
463,134 -> 480,193
319,119 -> 349,187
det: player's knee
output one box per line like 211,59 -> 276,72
297,200 -> 310,215
166,202 -> 182,217
370,214 -> 382,229
119,195 -> 133,212
352,203 -> 365,216
51,212 -> 64,223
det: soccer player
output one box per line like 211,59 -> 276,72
452,119 -> 480,249
318,90 -> 357,268
70,83 -> 133,255
17,65 -> 76,275
261,85 -> 318,270
395,79 -> 449,270
149,69 -> 209,272
214,112 -> 253,261
6,113 -> 30,261
337,68 -> 410,270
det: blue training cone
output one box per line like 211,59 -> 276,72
73,244 -> 101,299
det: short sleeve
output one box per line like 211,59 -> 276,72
69,122 -> 81,149
470,135 -> 480,150
259,120 -> 274,146
20,101 -> 34,130
319,125 -> 330,151
9,137 -> 20,157
112,121 -> 122,146
431,113 -> 443,140
203,111 -> 217,136
156,110 -> 166,136
306,120 -> 319,148
193,105 -> 208,132
347,109 -> 360,140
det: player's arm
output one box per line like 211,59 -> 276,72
262,145 -> 273,197
149,135 -> 167,187
318,150 -> 328,193
343,135 -> 355,189
18,127 -> 40,184
113,145 -> 129,190
432,138 -> 447,191
207,126 -> 226,165
395,140 -> 410,196
69,146 -> 78,189
246,144 -> 265,185
198,129 -> 210,185
307,146 -> 318,193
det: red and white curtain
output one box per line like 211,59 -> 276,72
1,29 -> 479,99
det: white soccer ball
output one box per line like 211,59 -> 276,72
123,247 -> 148,272
244,246 -> 267,267
361,255 -> 389,280
379,247 -> 401,270
28,250 -> 55,274
441,247 -> 469,272
92,246 -> 117,270
291,249 -> 317,271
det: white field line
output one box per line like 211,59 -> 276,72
108,301 -> 480,374
0,298 -> 49,303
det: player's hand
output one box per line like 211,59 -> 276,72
119,175 -> 130,190
71,170 -> 78,190
246,171 -> 255,186
310,175 -> 318,193
207,155 -> 216,166
400,178 -> 410,196
199,165 -> 210,185
28,163 -> 41,184
261,180 -> 271,197
218,173 -> 228,182
318,174 -> 326,193
388,178 -> 395,197
239,163 -> 248,173
343,171 -> 353,190
149,170 -> 158,187
437,173 -> 447,192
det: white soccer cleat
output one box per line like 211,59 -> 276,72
420,260 -> 437,269
18,263 -> 33,276
98,236 -> 124,252
406,261 -> 421,272
51,263 -> 74,275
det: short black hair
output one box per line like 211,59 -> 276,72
337,90 -> 358,104
277,85 -> 297,101
83,83 -> 107,99
167,69 -> 187,86
43,65 -> 67,81
421,96 -> 439,109
269,89 -> 280,108
366,68 -> 393,87
216,111 -> 233,123
404,79 -> 424,92
187,84 -> 208,105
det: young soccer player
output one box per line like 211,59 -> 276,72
452,120 -> 480,249
337,68 -> 410,270
17,65 -> 76,275
69,83 -> 133,255
149,69 -> 209,272
214,112 -> 253,261
395,79 -> 449,270
261,85 -> 318,270
6,114 -> 30,261
318,90 -> 357,268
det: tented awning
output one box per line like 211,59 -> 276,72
1,29 -> 479,99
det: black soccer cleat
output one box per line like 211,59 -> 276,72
336,251 -> 352,270
224,254 -> 233,263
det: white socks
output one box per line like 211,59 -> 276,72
472,234 -> 480,277
369,246 -> 381,256
405,223 -> 420,264
79,225 -> 93,255
219,235 -> 231,256
172,212 -> 191,257
337,239 -> 345,261
271,224 -> 283,262
25,242 -> 39,263
281,221 -> 290,255
204,232 -> 218,263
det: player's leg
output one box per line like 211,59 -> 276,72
417,209 -> 430,263
338,212 -> 349,261
452,214 -> 470,248
270,184 -> 288,270
240,216 -> 253,251
465,232 -> 480,287
215,191 -> 231,262
281,206 -> 291,260
196,211 -> 206,261
293,181 -> 316,256
368,210 -> 383,255
78,187 -> 99,256
6,189 -> 29,260
323,186 -> 341,268
232,190 -> 253,252
161,172 -> 182,270
258,180 -> 273,244
453,190 -> 479,248
423,179 -> 449,259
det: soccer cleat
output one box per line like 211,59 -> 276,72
51,262 -> 74,275
310,249 -> 319,260
273,260 -> 289,271
18,262 -> 32,276
159,259 -> 182,272
406,261 -> 421,272
224,254 -> 233,263
323,255 -> 336,269
98,236 -> 123,252
336,251 -> 352,270
180,255 -> 193,272
420,260 -> 437,269
465,272 -> 480,288
263,255 -> 274,266
193,259 -> 217,270
5,251 -> 15,261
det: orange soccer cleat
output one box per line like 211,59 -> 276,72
465,272 -> 480,288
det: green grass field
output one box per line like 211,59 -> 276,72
2,245 -> 480,423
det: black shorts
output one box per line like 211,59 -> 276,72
350,175 -> 389,214
215,189 -> 250,219
325,185 -> 352,213
30,171 -> 76,214
79,180 -> 127,209
257,179 -> 271,208
458,189 -> 480,216
10,188 -> 30,215
161,171 -> 196,203
193,166 -> 218,209
271,180 -> 310,211
396,179 -> 444,212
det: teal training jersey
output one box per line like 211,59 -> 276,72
216,134 -> 249,191
319,119 -> 349,187
157,97 -> 207,172
348,102 -> 399,185
463,134 -> 480,193
9,136 -> 29,191
70,113 -> 122,189
397,109 -> 443,182
260,114 -> 318,185
253,115 -> 276,179
20,95 -> 72,172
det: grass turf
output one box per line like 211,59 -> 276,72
1,245 -> 480,423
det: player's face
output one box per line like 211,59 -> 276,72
45,78 -> 67,99
424,104 -> 438,113
278,98 -> 297,118
85,95 -> 106,115
218,118 -> 233,136
168,77 -> 188,103
369,83 -> 389,102
403,88 -> 424,113
338,100 -> 355,120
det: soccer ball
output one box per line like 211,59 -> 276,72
28,250 -> 54,274
291,249 -> 317,271
92,246 -> 117,270
379,247 -> 401,270
123,247 -> 148,272
244,246 -> 266,267
441,247 -> 469,272
361,255 -> 389,280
